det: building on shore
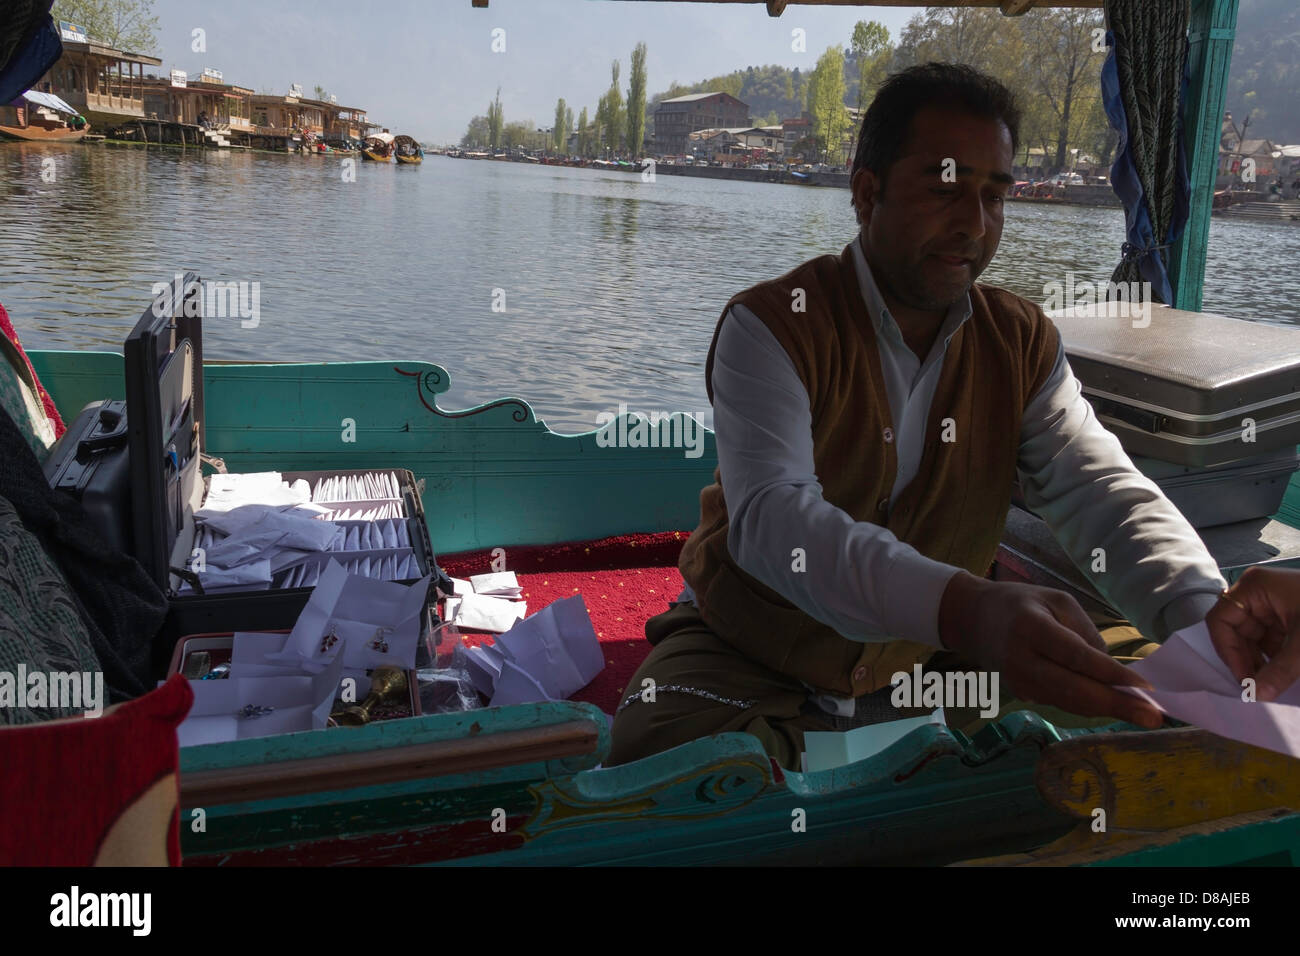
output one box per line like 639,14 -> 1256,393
18,23 -> 377,153
782,115 -> 812,160
248,92 -> 378,150
685,126 -> 786,165
653,92 -> 750,156
31,27 -> 162,130
138,70 -> 252,138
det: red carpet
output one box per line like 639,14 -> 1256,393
439,531 -> 691,714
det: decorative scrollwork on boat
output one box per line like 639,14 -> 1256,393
394,366 -> 531,422
516,751 -> 772,841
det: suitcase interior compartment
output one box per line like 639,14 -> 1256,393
125,275 -> 448,654
1133,448 -> 1300,528
1052,303 -> 1300,467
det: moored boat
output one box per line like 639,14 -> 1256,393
362,131 -> 395,161
0,90 -> 88,142
394,134 -> 423,164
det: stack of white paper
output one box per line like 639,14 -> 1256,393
461,595 -> 604,707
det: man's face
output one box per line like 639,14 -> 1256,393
852,108 -> 1015,316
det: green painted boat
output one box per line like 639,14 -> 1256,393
22,0 -> 1300,866
23,350 -> 1300,867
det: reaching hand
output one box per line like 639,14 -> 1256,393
1206,566 -> 1300,702
938,572 -> 1162,729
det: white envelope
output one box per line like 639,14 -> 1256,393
490,658 -> 554,707
802,710 -> 946,773
267,560 -> 431,672
178,655 -> 342,748
470,571 -> 522,596
492,594 -> 602,699
456,592 -> 527,633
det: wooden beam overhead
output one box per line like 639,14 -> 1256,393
469,0 -> 1106,10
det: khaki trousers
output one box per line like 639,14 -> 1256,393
606,602 -> 1158,771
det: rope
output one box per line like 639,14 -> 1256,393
1105,0 -> 1190,302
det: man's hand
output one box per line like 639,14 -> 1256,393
1206,566 -> 1300,703
938,572 -> 1162,729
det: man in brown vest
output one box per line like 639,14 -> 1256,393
607,63 -> 1235,770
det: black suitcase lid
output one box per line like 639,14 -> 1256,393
124,273 -> 204,590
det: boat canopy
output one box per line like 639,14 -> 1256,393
20,90 -> 78,115
367,131 -> 395,145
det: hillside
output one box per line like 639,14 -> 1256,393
649,5 -> 1299,148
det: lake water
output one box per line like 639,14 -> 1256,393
2,144 -> 1297,432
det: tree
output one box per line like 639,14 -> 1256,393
626,42 -> 648,158
1019,9 -> 1106,173
849,20 -> 891,161
809,46 -> 849,164
850,22 -> 890,115
487,87 -> 504,150
893,8 -> 1007,73
313,84 -> 327,101
602,60 -> 624,156
577,106 -> 591,157
460,115 -> 490,148
553,97 -> 568,152
52,0 -> 160,53
564,105 -> 574,155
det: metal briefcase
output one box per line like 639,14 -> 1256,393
1049,302 -> 1300,467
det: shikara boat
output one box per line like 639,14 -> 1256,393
362,132 -> 395,162
20,0 -> 1300,866
394,134 -> 424,164
0,90 -> 88,142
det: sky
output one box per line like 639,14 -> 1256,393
151,0 -> 923,144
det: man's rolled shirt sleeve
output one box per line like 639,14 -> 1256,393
711,305 -> 959,649
1016,340 -> 1228,641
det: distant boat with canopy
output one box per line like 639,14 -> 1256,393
0,90 -> 88,142
394,134 -> 424,164
362,131 -> 395,162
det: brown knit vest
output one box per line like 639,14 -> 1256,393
678,240 -> 1060,697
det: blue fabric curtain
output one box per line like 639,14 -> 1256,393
0,15 -> 63,106
1101,25 -> 1193,305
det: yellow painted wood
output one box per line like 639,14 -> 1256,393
959,808 -> 1298,866
1035,728 -> 1300,832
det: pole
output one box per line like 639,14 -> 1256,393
1169,0 -> 1239,311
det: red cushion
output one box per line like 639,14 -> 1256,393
0,674 -> 193,865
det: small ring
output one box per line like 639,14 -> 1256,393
1219,589 -> 1249,614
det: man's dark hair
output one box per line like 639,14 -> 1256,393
851,62 -> 1021,189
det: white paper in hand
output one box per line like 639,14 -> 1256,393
1126,620 -> 1300,758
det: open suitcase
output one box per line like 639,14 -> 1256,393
46,273 -> 452,664
1051,302 -> 1300,468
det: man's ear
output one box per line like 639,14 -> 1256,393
851,168 -> 881,225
